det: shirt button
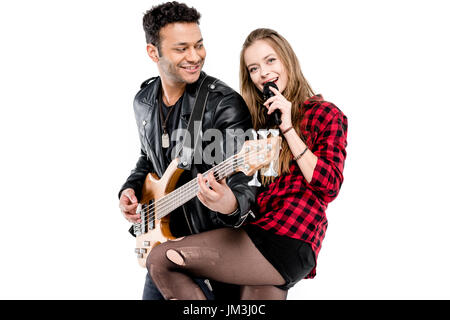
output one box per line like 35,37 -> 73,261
209,84 -> 216,90
142,120 -> 147,125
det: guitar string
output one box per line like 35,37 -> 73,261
136,150 -> 253,225
137,146 -> 263,219
136,146 -> 269,222
141,158 -> 235,221
134,159 -> 236,231
134,146 -> 277,228
138,144 -> 279,224
135,151 -> 279,233
139,152 -> 239,219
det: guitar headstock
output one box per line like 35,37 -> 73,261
235,135 -> 282,176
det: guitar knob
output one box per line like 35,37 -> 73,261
143,241 -> 151,246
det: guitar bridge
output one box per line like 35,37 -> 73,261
133,204 -> 143,236
133,223 -> 142,236
132,201 -> 156,236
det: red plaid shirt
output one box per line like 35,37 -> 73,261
249,95 -> 348,278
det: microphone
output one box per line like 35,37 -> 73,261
263,81 -> 282,126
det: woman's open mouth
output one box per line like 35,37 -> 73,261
263,77 -> 279,85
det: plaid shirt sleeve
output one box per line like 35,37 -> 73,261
308,103 -> 348,203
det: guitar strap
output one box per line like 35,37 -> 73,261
177,75 -> 218,170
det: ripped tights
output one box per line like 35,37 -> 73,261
146,227 -> 288,300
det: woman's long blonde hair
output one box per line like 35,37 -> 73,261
239,28 -> 315,184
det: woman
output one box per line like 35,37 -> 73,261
146,28 -> 348,300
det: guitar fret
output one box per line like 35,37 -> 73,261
155,156 -> 240,219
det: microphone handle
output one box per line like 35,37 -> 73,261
272,109 -> 282,126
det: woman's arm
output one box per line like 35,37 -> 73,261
265,87 -> 348,202
301,110 -> 348,202
283,128 -> 318,183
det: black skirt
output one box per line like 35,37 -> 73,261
243,224 -> 316,290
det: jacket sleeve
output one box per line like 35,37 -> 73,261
309,109 -> 348,203
118,149 -> 153,201
210,91 -> 257,227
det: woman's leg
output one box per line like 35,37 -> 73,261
240,285 -> 288,300
146,227 -> 286,300
142,272 -> 216,300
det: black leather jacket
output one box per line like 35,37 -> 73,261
119,72 -> 257,236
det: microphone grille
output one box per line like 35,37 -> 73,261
263,81 -> 278,100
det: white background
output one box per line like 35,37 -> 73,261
1,0 -> 449,299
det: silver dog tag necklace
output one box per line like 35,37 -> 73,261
159,92 -> 175,149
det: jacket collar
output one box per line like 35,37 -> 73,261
144,71 -> 207,119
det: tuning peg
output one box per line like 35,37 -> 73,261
245,130 -> 261,185
257,129 -> 269,139
266,129 -> 280,152
269,129 -> 279,137
263,160 -> 278,177
263,129 -> 278,177
248,171 -> 261,187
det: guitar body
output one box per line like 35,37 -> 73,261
135,158 -> 184,268
130,134 -> 282,268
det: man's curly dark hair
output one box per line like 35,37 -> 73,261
143,2 -> 201,51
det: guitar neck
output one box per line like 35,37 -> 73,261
155,154 -> 242,219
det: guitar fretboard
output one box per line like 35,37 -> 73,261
133,136 -> 280,237
154,154 -> 243,219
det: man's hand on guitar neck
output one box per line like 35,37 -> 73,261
197,171 -> 239,215
119,188 -> 141,223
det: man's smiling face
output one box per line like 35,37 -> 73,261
153,22 -> 206,85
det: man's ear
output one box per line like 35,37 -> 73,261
147,43 -> 159,62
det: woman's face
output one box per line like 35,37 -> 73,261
244,39 -> 288,93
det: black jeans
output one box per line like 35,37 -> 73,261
142,272 -> 215,300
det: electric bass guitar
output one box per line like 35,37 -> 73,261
131,135 -> 281,267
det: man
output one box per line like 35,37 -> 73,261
118,2 -> 256,300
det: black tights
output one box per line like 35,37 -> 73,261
147,228 -> 288,300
